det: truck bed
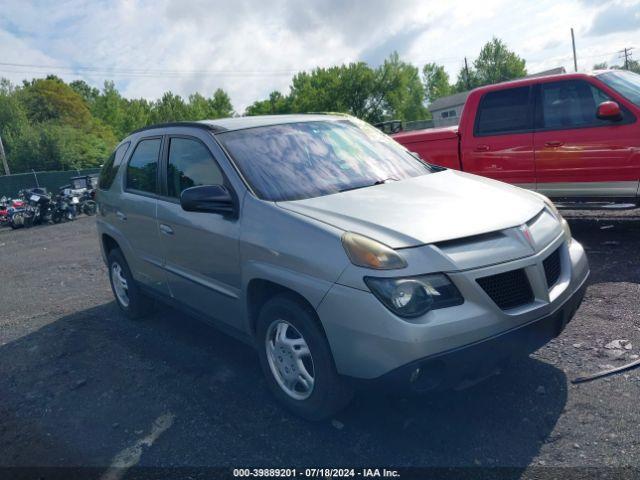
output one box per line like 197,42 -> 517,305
392,126 -> 461,170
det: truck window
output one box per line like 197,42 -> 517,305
475,86 -> 532,136
538,80 -> 614,130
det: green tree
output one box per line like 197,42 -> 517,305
92,81 -> 126,136
422,63 -> 451,104
150,92 -> 189,123
209,88 -> 234,117
245,91 -> 291,116
120,98 -> 152,135
18,77 -> 92,127
70,80 -> 100,106
377,52 -> 428,121
471,37 -> 527,86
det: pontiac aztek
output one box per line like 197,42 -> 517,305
96,114 -> 589,419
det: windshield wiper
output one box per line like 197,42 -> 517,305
338,177 -> 398,193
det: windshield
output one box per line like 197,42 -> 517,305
216,119 -> 432,201
597,70 -> 640,107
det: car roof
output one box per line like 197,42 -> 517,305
129,113 -> 349,136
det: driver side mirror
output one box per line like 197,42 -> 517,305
596,101 -> 622,121
180,185 -> 236,217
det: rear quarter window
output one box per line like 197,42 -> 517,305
98,142 -> 131,190
474,86 -> 532,136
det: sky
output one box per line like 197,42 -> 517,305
0,0 -> 638,112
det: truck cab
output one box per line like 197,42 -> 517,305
393,70 -> 640,207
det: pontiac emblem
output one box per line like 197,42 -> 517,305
519,224 -> 535,249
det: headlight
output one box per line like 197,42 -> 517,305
342,232 -> 406,270
364,274 -> 464,318
532,192 -> 572,244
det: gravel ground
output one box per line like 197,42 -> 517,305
0,212 -> 638,478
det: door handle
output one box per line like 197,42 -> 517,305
474,144 -> 490,152
116,211 -> 127,221
159,223 -> 174,235
544,141 -> 564,147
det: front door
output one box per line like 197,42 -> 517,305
460,85 -> 535,189
533,78 -> 639,198
156,134 -> 242,326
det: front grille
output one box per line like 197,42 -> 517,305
477,269 -> 534,310
543,247 -> 562,288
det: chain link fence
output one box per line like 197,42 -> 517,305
0,169 -> 101,197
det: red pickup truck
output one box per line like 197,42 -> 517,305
393,70 -> 640,207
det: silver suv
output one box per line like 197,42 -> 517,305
96,114 -> 589,419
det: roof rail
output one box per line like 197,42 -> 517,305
129,121 -> 227,136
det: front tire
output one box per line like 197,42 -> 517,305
107,248 -> 153,319
256,294 -> 353,420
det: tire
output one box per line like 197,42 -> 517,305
83,201 -> 97,216
107,248 -> 154,319
256,293 -> 353,420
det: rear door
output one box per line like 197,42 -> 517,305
118,136 -> 168,294
460,85 -> 535,188
156,133 -> 243,326
533,78 -> 639,198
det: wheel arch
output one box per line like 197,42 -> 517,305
246,279 -> 327,338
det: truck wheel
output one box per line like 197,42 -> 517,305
107,248 -> 153,319
256,293 -> 353,421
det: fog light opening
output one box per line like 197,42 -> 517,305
409,367 -> 422,383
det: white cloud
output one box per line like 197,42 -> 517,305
0,0 -> 638,113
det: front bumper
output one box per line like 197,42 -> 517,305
317,236 -> 589,380
369,277 -> 586,392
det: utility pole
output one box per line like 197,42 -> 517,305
464,57 -> 471,90
571,28 -> 578,72
0,134 -> 9,176
618,47 -> 634,69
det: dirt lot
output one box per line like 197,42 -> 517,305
0,212 -> 639,478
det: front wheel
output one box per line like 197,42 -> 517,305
256,294 -> 353,420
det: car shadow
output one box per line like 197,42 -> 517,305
566,214 -> 640,285
0,299 -> 567,473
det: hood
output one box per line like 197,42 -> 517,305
277,170 -> 544,249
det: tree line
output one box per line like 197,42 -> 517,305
0,38 -> 535,174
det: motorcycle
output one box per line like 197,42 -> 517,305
11,188 -> 53,229
51,194 -> 77,223
2,197 -> 26,229
78,190 -> 97,215
59,175 -> 97,216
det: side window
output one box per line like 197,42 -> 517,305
98,142 -> 130,190
167,137 -> 224,198
539,80 -> 613,129
126,138 -> 161,194
475,86 -> 532,136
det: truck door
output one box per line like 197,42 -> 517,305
533,78 -> 638,199
460,85 -> 535,189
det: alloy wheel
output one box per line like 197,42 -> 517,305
265,319 -> 315,400
111,262 -> 130,308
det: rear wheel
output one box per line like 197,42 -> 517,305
107,248 -> 153,319
256,294 -> 353,420
82,200 -> 97,216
